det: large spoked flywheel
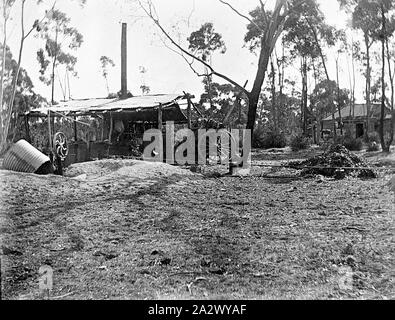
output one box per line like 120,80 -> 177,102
197,130 -> 237,164
53,132 -> 69,160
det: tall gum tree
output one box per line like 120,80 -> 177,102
0,0 -> 15,152
136,0 -> 289,134
36,9 -> 83,105
100,56 -> 115,96
339,0 -> 382,138
246,0 -> 344,137
0,0 -> 86,152
377,0 -> 395,152
187,22 -> 227,111
385,12 -> 395,151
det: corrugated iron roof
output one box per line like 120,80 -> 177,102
29,94 -> 185,115
323,104 -> 392,121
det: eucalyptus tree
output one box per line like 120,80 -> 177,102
100,56 -> 115,96
36,9 -> 83,105
187,22 -> 226,110
0,0 -> 15,150
138,66 -> 150,95
344,39 -> 360,120
246,0 -> 344,136
0,44 -> 47,142
137,0 -> 290,134
310,80 -> 350,124
377,0 -> 395,151
1,0 -> 86,152
339,0 -> 383,138
385,14 -> 395,151
1,0 -> 56,152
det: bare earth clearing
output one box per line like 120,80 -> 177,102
0,148 -> 394,300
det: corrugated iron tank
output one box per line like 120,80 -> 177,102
3,139 -> 51,174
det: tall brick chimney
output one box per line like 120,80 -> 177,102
121,23 -> 128,99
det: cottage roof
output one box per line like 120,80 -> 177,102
323,103 -> 392,121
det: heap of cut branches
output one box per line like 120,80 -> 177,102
291,145 -> 377,179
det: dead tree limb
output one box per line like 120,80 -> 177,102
219,0 -> 264,32
137,0 -> 289,133
138,0 -> 248,95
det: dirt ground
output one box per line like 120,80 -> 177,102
0,148 -> 394,300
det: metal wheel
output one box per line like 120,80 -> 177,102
53,132 -> 68,160
197,129 -> 237,164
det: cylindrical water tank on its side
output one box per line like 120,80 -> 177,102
3,139 -> 51,174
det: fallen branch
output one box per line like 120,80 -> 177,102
343,226 -> 367,233
51,292 -> 74,299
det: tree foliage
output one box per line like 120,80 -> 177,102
100,55 -> 115,96
245,0 -> 344,59
310,80 -> 350,117
187,22 -> 226,62
35,9 -> 83,101
0,44 -> 48,141
138,0 -> 289,132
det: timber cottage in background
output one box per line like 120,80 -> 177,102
321,103 -> 393,138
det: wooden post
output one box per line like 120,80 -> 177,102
24,114 -> 31,143
187,95 -> 192,129
158,103 -> 163,131
48,109 -> 52,150
101,116 -> 104,141
55,155 -> 63,176
73,115 -> 78,142
51,112 -> 55,138
109,112 -> 113,143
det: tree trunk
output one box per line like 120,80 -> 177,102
336,56 -> 343,136
270,58 -> 277,132
105,75 -> 110,96
300,59 -> 304,134
306,17 -> 329,81
279,44 -> 285,132
138,0 -> 289,136
206,67 -> 214,109
66,69 -> 71,100
302,57 -> 308,135
385,27 -> 394,150
351,41 -> 356,121
332,113 -> 337,139
317,116 -> 322,143
57,69 -> 66,101
51,27 -> 59,105
246,42 -> 271,134
380,5 -> 388,152
364,34 -> 372,139
4,1 -> 26,147
0,1 -> 8,152
351,40 -> 356,121
306,17 -> 334,139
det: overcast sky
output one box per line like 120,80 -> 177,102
4,0 -> 369,104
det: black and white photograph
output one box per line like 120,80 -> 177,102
0,0 -> 394,305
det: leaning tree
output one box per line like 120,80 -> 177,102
136,0 -> 290,134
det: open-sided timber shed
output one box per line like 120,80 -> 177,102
20,23 -> 196,167
24,93 -> 193,166
29,94 -> 189,121
27,93 -> 190,130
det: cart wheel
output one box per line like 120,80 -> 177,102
197,129 -> 237,164
53,132 -> 68,160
